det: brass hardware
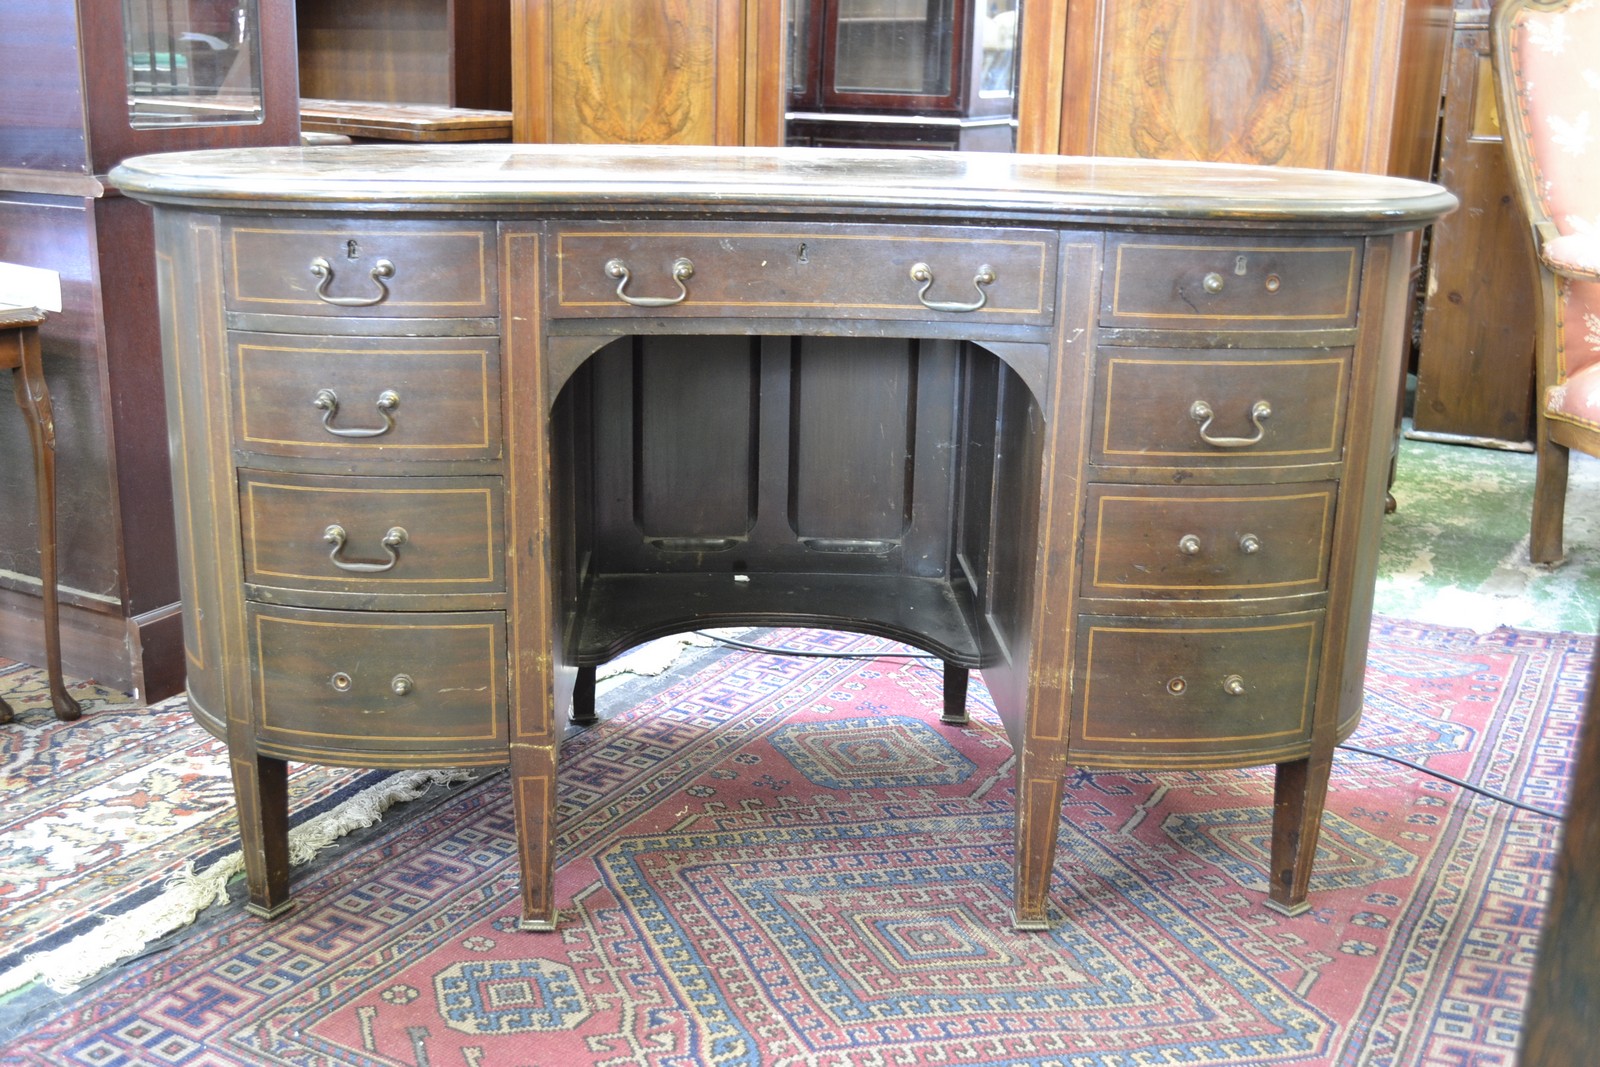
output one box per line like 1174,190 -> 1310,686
1239,533 -> 1262,554
312,388 -> 399,438
323,523 -> 408,573
1264,273 -> 1282,293
909,262 -> 995,313
309,256 -> 394,307
330,671 -> 353,693
606,257 -> 695,307
1189,399 -> 1272,448
1222,674 -> 1246,696
1202,271 -> 1225,294
391,674 -> 415,696
1166,677 -> 1187,695
1177,534 -> 1202,555
1233,255 -> 1249,276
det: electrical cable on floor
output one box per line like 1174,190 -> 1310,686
694,629 -> 1567,821
1335,742 -> 1563,819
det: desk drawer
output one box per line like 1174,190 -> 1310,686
1103,236 -> 1360,330
240,471 -> 505,598
1071,613 -> 1322,763
1091,347 -> 1350,469
1082,482 -> 1335,601
225,221 -> 496,317
552,223 -> 1056,325
230,332 -> 501,462
250,604 -> 507,759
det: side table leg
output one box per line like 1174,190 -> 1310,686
569,665 -> 598,726
1266,753 -> 1334,916
235,752 -> 295,919
940,663 -> 970,725
12,333 -> 81,722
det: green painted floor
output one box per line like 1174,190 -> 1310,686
1377,428 -> 1600,634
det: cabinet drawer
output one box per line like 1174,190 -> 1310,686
225,220 -> 496,317
552,223 -> 1056,325
1102,236 -> 1360,329
1091,347 -> 1349,469
240,471 -> 505,599
1072,613 -> 1323,763
250,604 -> 507,759
1082,482 -> 1335,601
230,332 -> 501,461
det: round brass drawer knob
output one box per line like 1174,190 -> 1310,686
391,674 -> 415,696
1178,534 -> 1202,555
1166,677 -> 1188,695
1264,273 -> 1282,293
1202,272 -> 1225,293
1222,674 -> 1246,696
1239,534 -> 1262,554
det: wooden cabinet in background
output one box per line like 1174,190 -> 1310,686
296,0 -> 512,111
510,0 -> 786,146
785,0 -> 1019,152
1409,9 -> 1537,450
0,0 -> 298,701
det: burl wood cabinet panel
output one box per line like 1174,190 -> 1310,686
113,144 -> 1451,933
1018,0 -> 1451,176
511,0 -> 784,146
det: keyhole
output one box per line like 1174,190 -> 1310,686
1234,254 -> 1248,276
346,240 -> 360,260
797,243 -> 809,264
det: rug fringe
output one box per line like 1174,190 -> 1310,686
0,768 -> 472,996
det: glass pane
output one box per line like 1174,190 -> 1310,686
124,0 -> 265,128
789,0 -> 813,94
980,0 -> 1018,97
833,0 -> 955,96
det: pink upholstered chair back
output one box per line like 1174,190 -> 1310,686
1498,0 -> 1600,387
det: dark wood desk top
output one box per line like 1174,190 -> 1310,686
110,145 -> 1456,227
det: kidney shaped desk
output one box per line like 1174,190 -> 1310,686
110,146 -> 1454,931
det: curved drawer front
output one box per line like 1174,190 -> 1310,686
1072,613 -> 1323,763
250,604 -> 507,759
1102,236 -> 1360,330
1092,347 -> 1350,468
230,332 -> 501,461
1082,482 -> 1336,600
552,223 -> 1056,325
225,221 -> 496,317
240,471 -> 505,599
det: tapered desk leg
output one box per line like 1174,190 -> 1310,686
235,752 -> 294,919
941,663 -> 970,725
7,317 -> 81,723
512,740 -> 560,930
1266,753 -> 1334,915
1012,739 -> 1068,930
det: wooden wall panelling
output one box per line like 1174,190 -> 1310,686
511,0 -> 784,146
1409,9 -> 1536,448
296,0 -> 513,110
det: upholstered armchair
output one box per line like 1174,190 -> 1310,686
1493,0 -> 1600,563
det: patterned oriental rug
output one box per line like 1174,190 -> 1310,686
0,620 -> 1589,1066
